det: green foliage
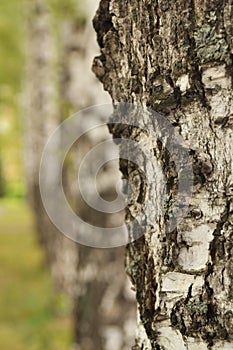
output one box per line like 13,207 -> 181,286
49,0 -> 87,25
5,181 -> 26,198
0,158 -> 5,197
0,0 -> 24,104
0,0 -> 26,195
0,199 -> 73,349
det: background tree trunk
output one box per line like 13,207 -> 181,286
58,4 -> 137,349
24,0 -> 79,298
24,0 -> 136,349
93,0 -> 233,349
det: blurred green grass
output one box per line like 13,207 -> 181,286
0,198 -> 73,350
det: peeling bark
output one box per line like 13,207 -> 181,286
93,0 -> 233,348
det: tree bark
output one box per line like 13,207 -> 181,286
93,1 -> 233,349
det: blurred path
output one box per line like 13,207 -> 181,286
0,199 -> 73,350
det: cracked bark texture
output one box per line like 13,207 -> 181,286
93,0 -> 233,349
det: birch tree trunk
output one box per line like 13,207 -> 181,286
58,4 -> 136,349
93,1 -> 233,349
24,0 -> 79,297
24,1 -> 136,349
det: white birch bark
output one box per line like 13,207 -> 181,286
93,0 -> 233,348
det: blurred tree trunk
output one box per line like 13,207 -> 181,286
58,7 -> 136,349
24,0 -> 136,349
24,0 -> 78,298
93,0 -> 233,349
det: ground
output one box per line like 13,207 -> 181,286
0,198 -> 73,350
